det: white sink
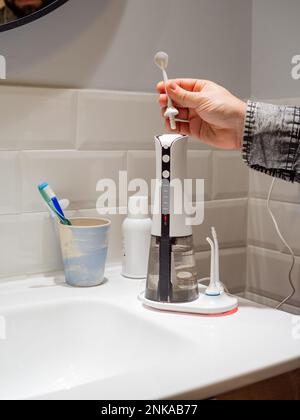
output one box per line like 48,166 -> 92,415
0,299 -> 185,400
0,268 -> 299,400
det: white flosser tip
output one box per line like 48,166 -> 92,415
154,51 -> 169,70
164,107 -> 179,118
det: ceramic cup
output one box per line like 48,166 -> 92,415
59,218 -> 111,287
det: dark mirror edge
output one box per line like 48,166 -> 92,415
0,0 -> 69,33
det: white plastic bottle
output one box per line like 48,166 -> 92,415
122,196 -> 152,279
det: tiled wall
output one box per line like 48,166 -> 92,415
0,86 -> 299,308
247,97 -> 300,308
0,85 -> 249,293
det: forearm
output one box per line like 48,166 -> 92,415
242,101 -> 300,183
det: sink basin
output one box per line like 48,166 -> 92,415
1,269 -> 299,401
0,299 -> 184,400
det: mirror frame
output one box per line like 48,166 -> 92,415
0,0 -> 69,33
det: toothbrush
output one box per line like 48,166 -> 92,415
154,52 -> 179,130
38,183 -> 72,226
39,182 -> 65,218
48,199 -> 70,222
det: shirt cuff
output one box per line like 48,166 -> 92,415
242,100 -> 300,183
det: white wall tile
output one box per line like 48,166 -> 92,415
19,213 -> 64,276
0,152 -> 20,214
20,151 -> 126,212
276,202 -> 300,256
212,151 -> 249,200
193,199 -> 248,251
0,212 -> 64,278
0,215 -> 22,278
188,138 -> 213,150
265,97 -> 300,106
249,171 -> 300,204
187,151 -> 212,201
77,91 -> 164,150
247,246 -> 300,307
196,248 -> 247,293
248,199 -> 300,257
248,198 -> 283,252
0,86 -> 77,150
127,151 -> 156,196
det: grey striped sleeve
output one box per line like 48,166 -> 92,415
243,101 -> 300,183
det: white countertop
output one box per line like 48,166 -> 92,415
0,265 -> 299,400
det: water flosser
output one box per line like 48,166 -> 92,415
142,51 -> 239,315
145,134 -> 199,303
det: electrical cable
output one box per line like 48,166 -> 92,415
267,178 -> 297,310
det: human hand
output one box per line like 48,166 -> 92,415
157,79 -> 247,150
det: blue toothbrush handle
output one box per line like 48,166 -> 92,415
51,197 -> 65,218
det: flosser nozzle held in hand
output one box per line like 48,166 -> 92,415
154,52 -> 179,130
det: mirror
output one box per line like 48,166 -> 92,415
0,0 -> 69,32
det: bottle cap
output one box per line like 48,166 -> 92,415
128,196 -> 149,219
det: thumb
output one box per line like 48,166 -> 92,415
166,81 -> 201,108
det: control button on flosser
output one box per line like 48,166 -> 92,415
162,171 -> 170,179
162,155 -> 170,163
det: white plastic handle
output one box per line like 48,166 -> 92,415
212,227 -> 224,292
155,51 -> 179,131
206,237 -> 221,296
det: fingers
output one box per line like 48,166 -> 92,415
157,78 -> 206,135
166,82 -> 202,108
158,94 -> 187,112
161,107 -> 189,121
157,80 -> 205,109
157,78 -> 205,94
159,93 -> 168,108
163,109 -> 191,136
165,118 -> 191,136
